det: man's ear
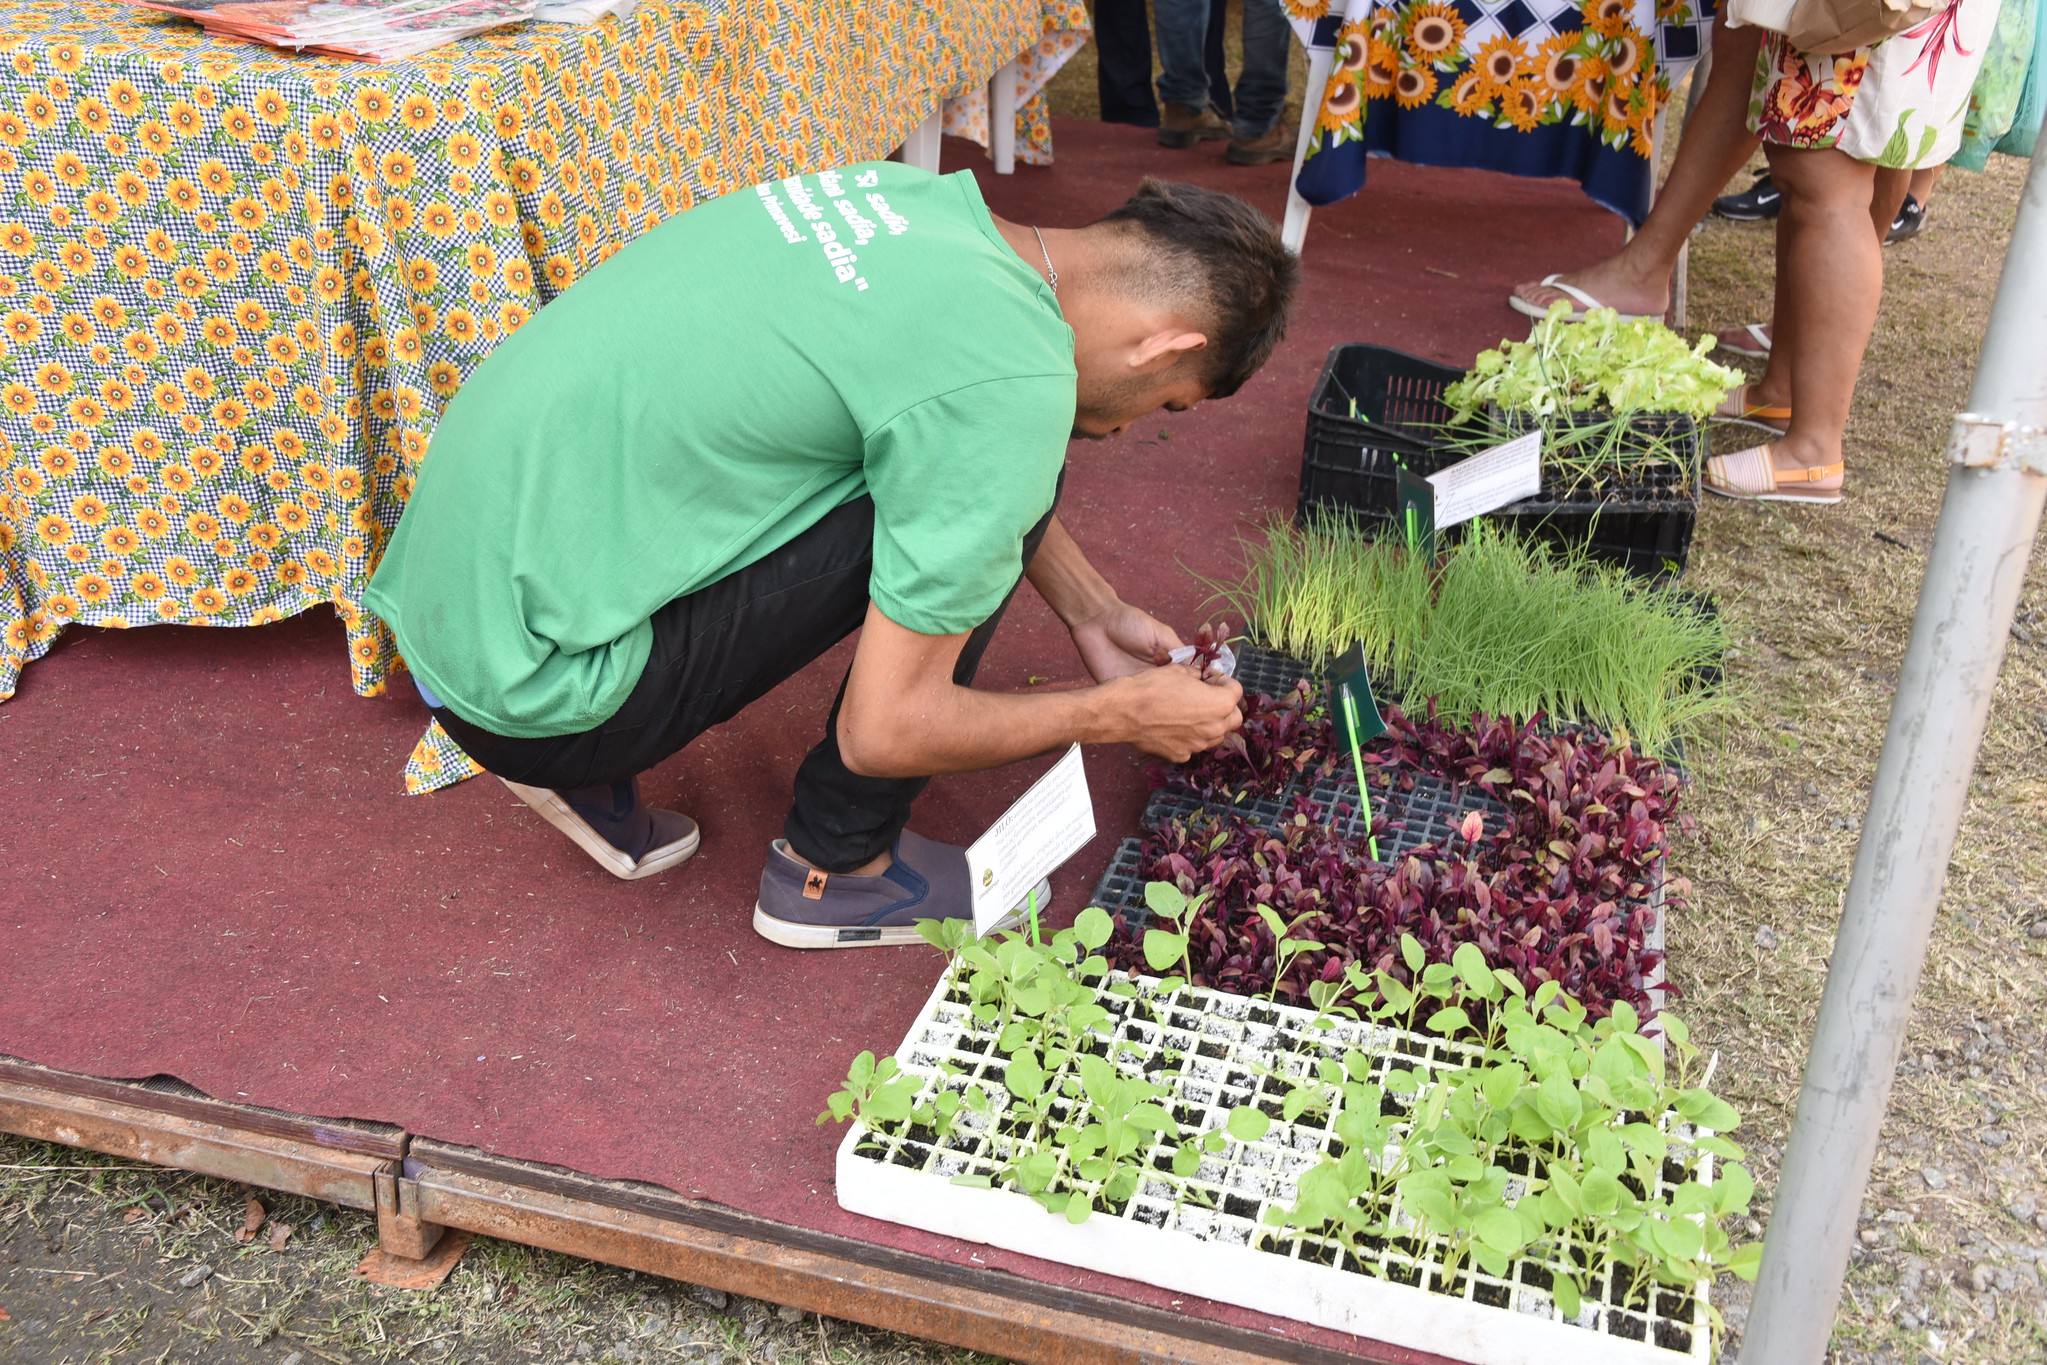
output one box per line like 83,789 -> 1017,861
1130,328 -> 1209,372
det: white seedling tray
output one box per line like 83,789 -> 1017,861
837,971 -> 1713,1365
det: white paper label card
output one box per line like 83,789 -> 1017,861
1426,430 -> 1542,529
965,743 -> 1096,938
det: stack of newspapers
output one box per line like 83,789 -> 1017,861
121,0 -> 635,60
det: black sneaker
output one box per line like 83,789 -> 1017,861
500,776 -> 700,880
1713,173 -> 1781,222
753,831 -> 1048,949
1887,194 -> 1926,244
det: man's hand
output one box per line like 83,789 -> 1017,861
1069,600 -> 1182,683
840,605 -> 1244,778
1100,665 -> 1244,762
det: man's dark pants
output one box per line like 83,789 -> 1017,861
431,492 -> 1058,875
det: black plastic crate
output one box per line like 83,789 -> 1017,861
1297,344 -> 1467,525
1490,405 -> 1703,502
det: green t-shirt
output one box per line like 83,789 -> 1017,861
364,164 -> 1075,738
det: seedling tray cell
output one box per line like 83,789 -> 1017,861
837,971 -> 1715,1364
1088,837 -> 1151,933
1230,641 -> 1318,703
1140,774 -> 1508,863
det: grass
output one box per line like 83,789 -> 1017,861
0,1132 -> 998,1365
1213,512 -> 1739,750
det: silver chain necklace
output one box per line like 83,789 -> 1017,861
1032,226 -> 1058,295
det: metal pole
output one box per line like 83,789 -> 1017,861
1737,144 -> 2047,1361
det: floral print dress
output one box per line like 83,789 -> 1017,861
1749,0 -> 2001,165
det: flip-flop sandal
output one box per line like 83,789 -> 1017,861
1705,445 -> 1844,504
1717,322 -> 1772,357
1508,273 -> 1662,323
1712,382 -> 1792,432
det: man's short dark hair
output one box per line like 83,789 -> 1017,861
1093,179 -> 1299,399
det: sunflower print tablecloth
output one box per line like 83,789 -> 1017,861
0,0 -> 1087,792
1283,0 -> 1710,222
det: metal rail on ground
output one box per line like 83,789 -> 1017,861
0,1054 -> 1463,1365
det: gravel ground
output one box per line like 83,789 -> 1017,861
4,42 -> 2041,1365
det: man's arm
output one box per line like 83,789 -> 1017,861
1026,515 -> 1189,682
839,602 -> 1241,778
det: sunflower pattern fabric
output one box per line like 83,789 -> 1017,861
1749,0 -> 1998,167
1282,0 -> 1712,221
942,0 -> 1092,163
0,0 -> 1083,792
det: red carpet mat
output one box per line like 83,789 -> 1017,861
0,120 -> 1621,1356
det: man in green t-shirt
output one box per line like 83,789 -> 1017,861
366,164 -> 1296,949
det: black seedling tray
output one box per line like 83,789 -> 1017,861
1489,405 -> 1702,502
1231,640 -> 1317,702
1227,639 -> 1702,775
1487,496 -> 1697,582
1483,406 -> 1702,580
1142,771 -> 1505,861
1090,836 -> 1152,934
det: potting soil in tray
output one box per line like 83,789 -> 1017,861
836,970 -> 1714,1364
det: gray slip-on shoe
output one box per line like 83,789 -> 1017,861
753,830 -> 1050,949
500,776 -> 700,880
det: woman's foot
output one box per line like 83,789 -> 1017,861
1704,444 -> 1844,504
1712,381 -> 1791,431
1509,259 -> 1668,321
1715,322 -> 1772,356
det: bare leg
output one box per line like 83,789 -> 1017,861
1746,144 -> 1883,485
1870,166 -> 1913,235
1713,154 -> 1915,357
1909,163 -> 1944,205
1512,21 -> 1765,317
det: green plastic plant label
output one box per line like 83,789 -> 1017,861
1328,642 -> 1387,749
1395,468 -> 1436,559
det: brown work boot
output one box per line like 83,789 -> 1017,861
1226,120 -> 1296,166
1157,102 -> 1232,148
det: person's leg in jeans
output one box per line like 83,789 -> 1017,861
1154,0 -> 1234,145
1228,0 -> 1293,140
1204,0 -> 1236,123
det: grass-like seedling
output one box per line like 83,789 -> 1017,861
1210,513 -> 1738,752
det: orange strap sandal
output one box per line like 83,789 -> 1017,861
1705,445 -> 1844,504
1712,382 -> 1792,431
